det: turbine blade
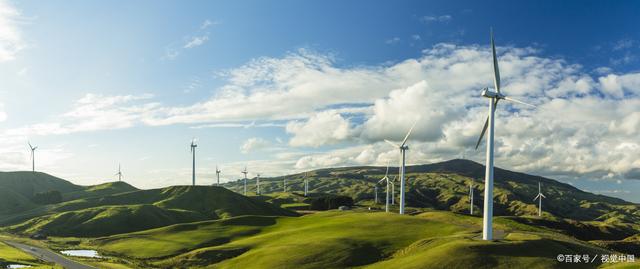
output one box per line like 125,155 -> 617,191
385,161 -> 390,177
384,139 -> 400,148
533,194 -> 541,201
491,28 -> 501,93
401,120 -> 418,147
474,99 -> 501,150
378,178 -> 386,184
503,96 -> 535,107
541,193 -> 546,199
474,116 -> 489,150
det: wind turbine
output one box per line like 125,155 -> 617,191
303,172 -> 309,197
533,181 -> 546,217
474,29 -> 536,240
374,185 -> 378,204
242,167 -> 248,195
391,176 -> 396,205
283,177 -> 287,192
28,142 -> 37,172
377,163 -> 391,212
256,173 -> 261,195
469,179 -> 474,215
115,164 -> 123,182
215,166 -> 221,185
385,121 -> 417,215
190,139 -> 197,186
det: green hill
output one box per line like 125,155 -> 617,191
74,211 -> 628,269
8,204 -> 207,237
222,159 -> 640,224
7,186 -> 298,237
0,171 -> 83,198
63,181 -> 139,201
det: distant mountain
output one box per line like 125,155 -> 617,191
222,159 -> 640,224
6,186 -> 298,237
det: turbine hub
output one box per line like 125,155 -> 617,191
481,88 -> 504,99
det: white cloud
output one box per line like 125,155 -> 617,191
7,41 -> 640,184
420,15 -> 452,23
5,93 -> 158,136
0,0 -> 25,62
385,37 -> 400,44
613,39 -> 634,50
286,110 -> 351,147
184,35 -> 209,49
241,137 -> 271,153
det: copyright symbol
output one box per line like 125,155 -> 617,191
557,254 -> 565,262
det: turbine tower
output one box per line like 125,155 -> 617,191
115,164 -> 123,182
303,172 -> 309,197
391,176 -> 396,205
474,28 -> 536,240
283,177 -> 287,192
377,163 -> 391,212
242,167 -> 248,195
216,166 -> 221,186
469,179 -> 474,215
28,142 -> 38,172
256,173 -> 261,195
533,181 -> 546,217
190,139 -> 197,186
374,185 -> 378,204
385,121 -> 417,215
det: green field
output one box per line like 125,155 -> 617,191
66,210 -> 634,269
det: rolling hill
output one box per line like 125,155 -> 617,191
6,186 -> 298,237
73,211 -> 635,269
222,159 -> 640,224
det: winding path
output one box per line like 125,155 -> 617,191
3,240 -> 97,269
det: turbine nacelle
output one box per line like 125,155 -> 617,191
481,88 -> 505,99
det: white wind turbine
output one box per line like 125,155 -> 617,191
242,167 -> 248,195
385,121 -> 417,215
256,173 -> 261,195
374,185 -> 378,204
28,142 -> 38,172
533,181 -> 546,217
216,166 -> 221,185
474,29 -> 536,240
469,179 -> 474,215
303,172 -> 309,196
190,138 -> 197,186
115,163 -> 123,182
377,163 -> 391,212
283,177 -> 287,192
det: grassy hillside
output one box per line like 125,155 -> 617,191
7,186 -> 297,237
74,210 -> 629,269
222,159 -> 640,224
63,181 -> 139,201
8,204 -> 208,237
0,171 -> 83,198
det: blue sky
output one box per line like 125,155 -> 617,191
0,0 -> 639,202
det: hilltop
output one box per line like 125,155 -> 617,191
6,186 -> 298,237
222,159 -> 640,224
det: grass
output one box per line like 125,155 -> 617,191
0,240 -> 64,268
92,216 -> 276,259
158,211 -> 472,268
6,186 -> 298,237
80,209 -> 624,269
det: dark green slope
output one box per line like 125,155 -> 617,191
222,159 -> 640,224
0,171 -> 83,198
7,186 -> 298,237
64,181 -> 139,201
8,204 -> 207,237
